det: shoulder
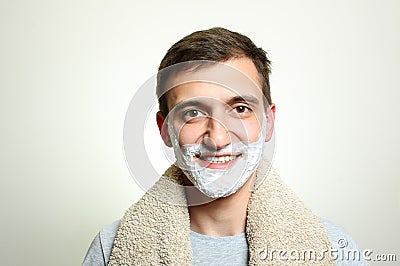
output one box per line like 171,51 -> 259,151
82,220 -> 120,266
320,218 -> 369,265
83,219 -> 369,265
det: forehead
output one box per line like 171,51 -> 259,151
166,58 -> 263,109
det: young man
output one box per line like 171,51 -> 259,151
83,28 -> 366,265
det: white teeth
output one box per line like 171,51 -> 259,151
204,155 -> 237,163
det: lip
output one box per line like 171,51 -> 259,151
195,153 -> 242,169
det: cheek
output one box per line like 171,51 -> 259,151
172,118 -> 262,145
242,120 -> 262,143
175,124 -> 204,146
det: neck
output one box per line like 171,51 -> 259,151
184,173 -> 255,237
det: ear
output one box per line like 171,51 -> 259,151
156,111 -> 173,147
265,103 -> 276,142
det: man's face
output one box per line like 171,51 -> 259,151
157,58 -> 275,170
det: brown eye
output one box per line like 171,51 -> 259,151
182,109 -> 205,121
188,110 -> 199,117
235,106 -> 249,113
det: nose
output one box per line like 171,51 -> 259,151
203,117 -> 231,150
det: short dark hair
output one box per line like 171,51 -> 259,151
157,27 -> 272,116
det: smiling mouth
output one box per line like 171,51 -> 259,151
195,154 -> 242,164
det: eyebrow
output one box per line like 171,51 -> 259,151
226,95 -> 260,105
173,100 -> 209,112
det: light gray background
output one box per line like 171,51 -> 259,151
1,1 -> 399,265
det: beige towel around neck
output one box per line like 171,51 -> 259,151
109,160 -> 335,265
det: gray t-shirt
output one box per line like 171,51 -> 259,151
82,219 -> 368,265
190,230 -> 248,265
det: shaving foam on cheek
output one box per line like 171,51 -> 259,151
168,116 -> 267,198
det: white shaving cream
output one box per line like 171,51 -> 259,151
168,116 -> 266,198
